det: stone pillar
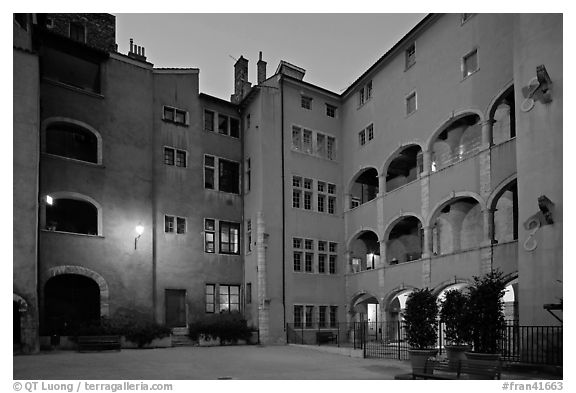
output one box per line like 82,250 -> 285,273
344,193 -> 351,211
378,240 -> 387,267
256,211 -> 270,343
422,226 -> 433,259
421,150 -> 432,176
344,250 -> 353,273
483,208 -> 495,244
481,119 -> 495,149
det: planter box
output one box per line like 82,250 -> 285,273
121,335 -> 172,349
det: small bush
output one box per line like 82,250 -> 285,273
439,289 -> 472,345
188,312 -> 252,344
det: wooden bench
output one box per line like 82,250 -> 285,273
77,335 -> 121,352
412,359 -> 501,380
316,331 -> 337,345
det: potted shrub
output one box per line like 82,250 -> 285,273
189,312 -> 252,346
404,288 -> 439,374
439,289 -> 472,368
465,270 -> 506,374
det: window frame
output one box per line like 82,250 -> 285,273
405,43 -> 416,70
204,154 -> 241,195
165,215 -> 186,235
219,221 -> 240,255
462,48 -> 479,79
406,91 -> 417,116
204,218 -> 216,253
163,146 -> 187,168
325,104 -> 337,118
219,284 -> 241,313
162,105 -> 189,126
205,284 -> 216,313
301,95 -> 313,110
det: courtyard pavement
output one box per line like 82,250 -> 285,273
13,345 -> 562,380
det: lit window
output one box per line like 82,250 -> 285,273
463,49 -> 478,78
219,285 -> 240,312
406,92 -> 417,115
406,43 -> 416,69
204,219 -> 215,253
301,96 -> 312,110
219,221 -> 240,254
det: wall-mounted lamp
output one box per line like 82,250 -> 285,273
46,195 -> 53,205
135,225 -> 144,250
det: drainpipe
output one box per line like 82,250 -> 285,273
280,76 -> 286,331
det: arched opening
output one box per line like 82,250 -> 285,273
491,86 -> 516,145
385,145 -> 423,192
350,293 -> 381,339
45,122 -> 98,163
386,216 -> 423,264
431,114 -> 482,172
350,168 -> 379,208
349,230 -> 380,272
44,274 -> 101,335
431,197 -> 483,255
493,181 -> 519,243
503,278 -> 518,322
386,290 -> 413,342
45,197 -> 98,235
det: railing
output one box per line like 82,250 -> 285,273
285,322 -> 365,350
287,320 -> 562,365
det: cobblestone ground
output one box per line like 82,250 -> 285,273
13,345 -> 561,380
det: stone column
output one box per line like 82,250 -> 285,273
422,226 -> 433,259
481,119 -> 495,149
256,211 -> 270,343
421,150 -> 432,176
480,208 -> 495,274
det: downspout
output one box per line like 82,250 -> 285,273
239,104 -> 246,316
280,76 -> 286,330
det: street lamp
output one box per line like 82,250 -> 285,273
135,225 -> 144,250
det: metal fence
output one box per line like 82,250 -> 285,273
286,321 -> 562,365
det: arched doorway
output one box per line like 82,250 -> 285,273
44,274 -> 100,335
349,230 -> 380,272
350,292 -> 380,341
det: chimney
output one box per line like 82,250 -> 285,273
257,51 -> 267,85
232,55 -> 251,104
128,38 -> 147,62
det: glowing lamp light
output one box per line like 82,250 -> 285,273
134,224 -> 144,250
46,195 -> 53,205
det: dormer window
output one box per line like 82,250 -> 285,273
69,22 -> 86,43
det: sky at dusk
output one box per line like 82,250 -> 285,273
115,14 -> 427,100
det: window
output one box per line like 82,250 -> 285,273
305,306 -> 314,328
204,156 -> 215,189
219,285 -> 240,312
246,283 -> 252,304
293,237 -> 303,272
329,242 -> 337,253
205,155 -> 240,194
45,197 -> 98,235
327,137 -> 336,161
176,217 -> 186,234
359,130 -> 366,146
230,118 -> 240,138
293,176 -> 302,208
219,221 -> 240,254
45,122 -> 98,163
319,306 -> 327,328
358,80 -> 373,107
205,284 -> 215,313
304,192 -> 312,210
405,43 -> 416,69
316,134 -> 326,157
318,254 -> 326,273
326,104 -> 336,118
165,215 -> 175,233
292,126 -> 302,151
204,219 -> 215,253
367,124 -> 374,141
245,158 -> 251,193
304,239 -> 313,250
317,194 -> 326,212
301,96 -> 312,110
41,47 -> 101,93
463,49 -> 478,78
329,306 -> 338,327
328,197 -> 336,214
305,253 -> 313,272
204,110 -> 215,131
329,255 -> 337,274
406,92 -> 417,115
304,178 -> 312,190
294,305 -> 303,328
163,106 -> 188,125
303,130 -> 313,154
69,22 -> 86,43
328,183 -> 336,195
246,219 -> 252,253
164,147 -> 187,167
